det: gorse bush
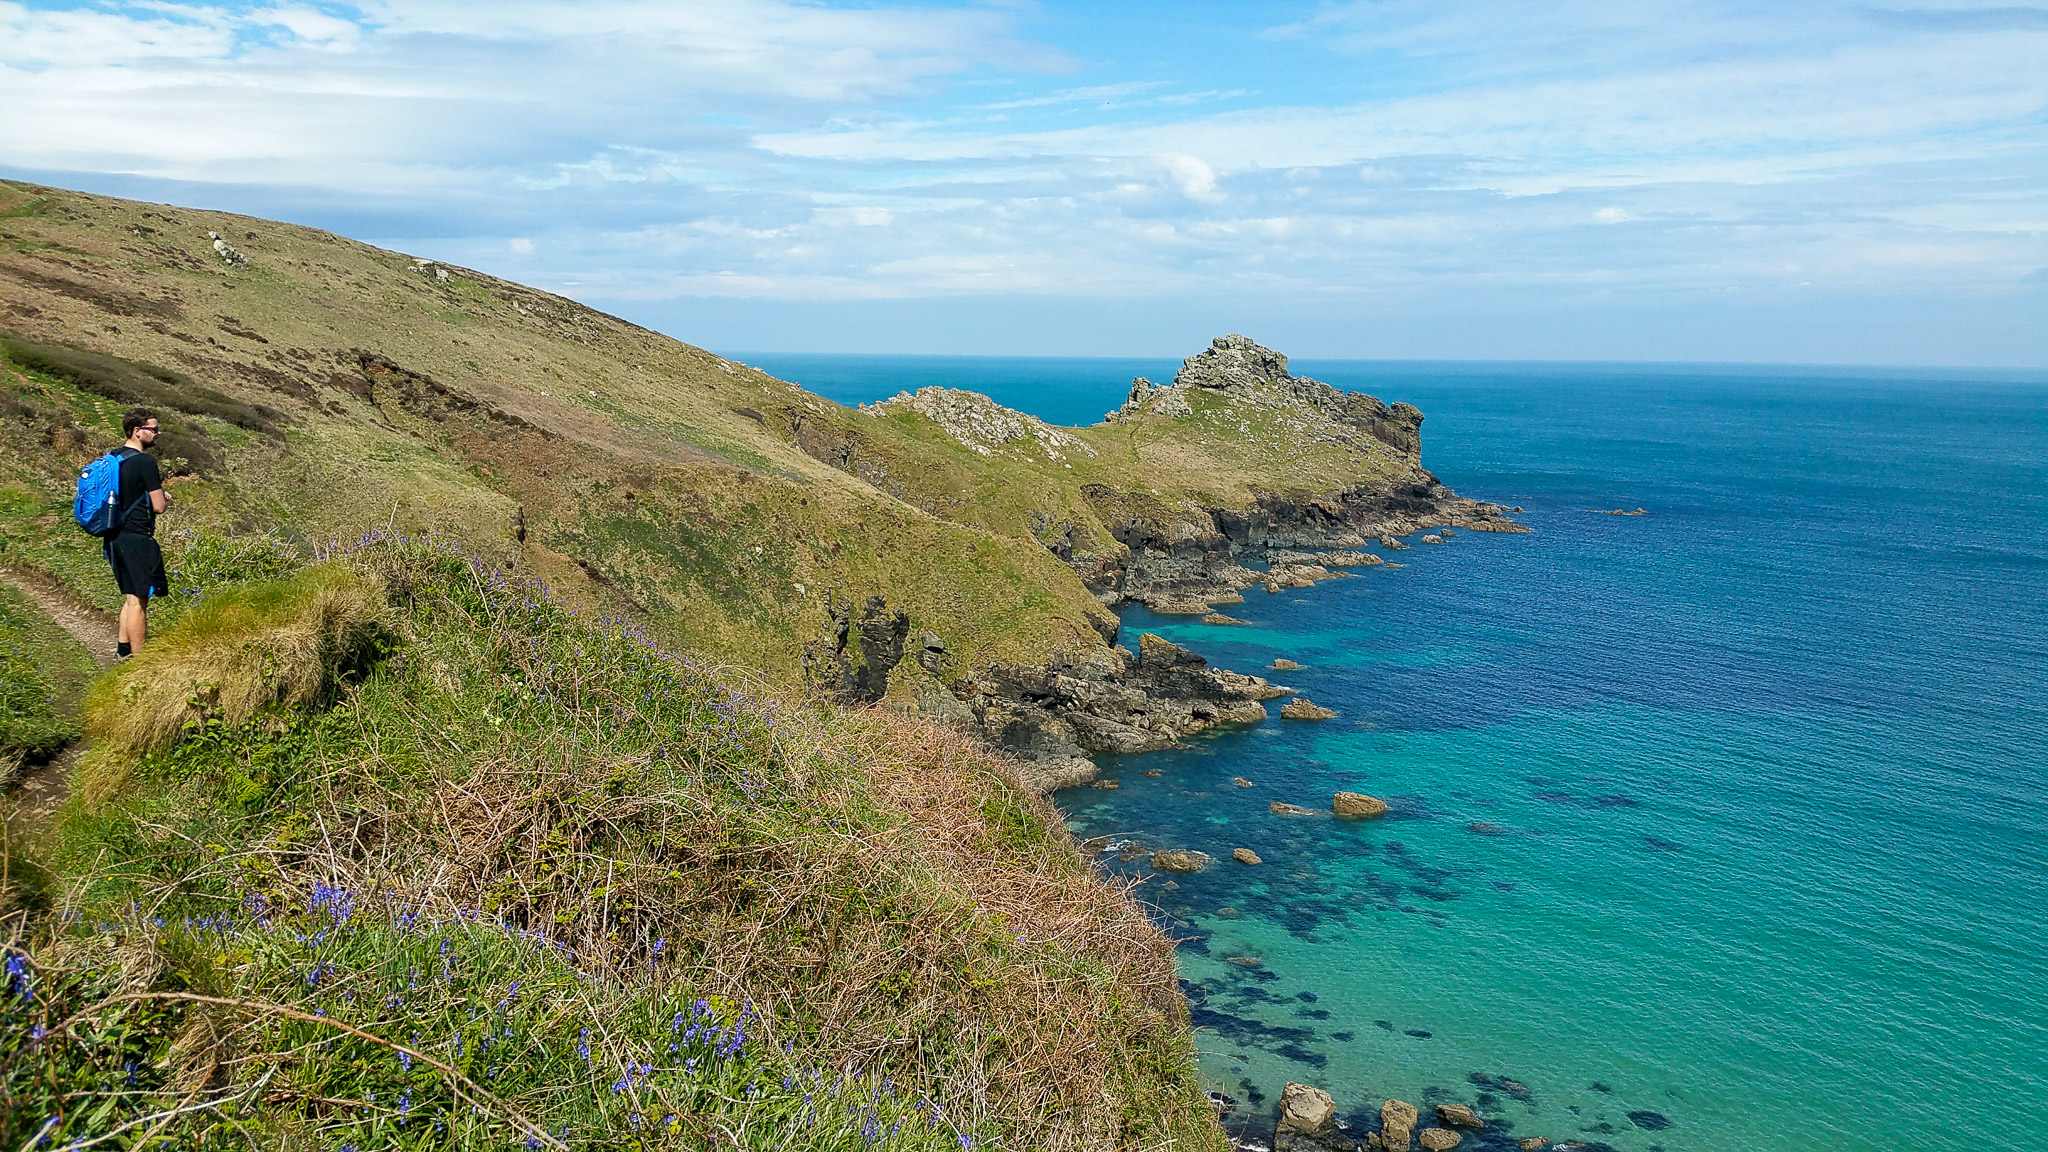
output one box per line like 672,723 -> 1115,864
5,536 -> 1220,1151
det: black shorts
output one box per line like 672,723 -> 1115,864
105,532 -> 168,601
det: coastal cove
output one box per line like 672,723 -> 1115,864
752,355 -> 2048,1152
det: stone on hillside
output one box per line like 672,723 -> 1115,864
1281,698 -> 1337,720
1277,1082 -> 1338,1138
1380,1099 -> 1420,1151
868,386 -> 1098,461
1209,591 -> 1246,605
1270,658 -> 1303,670
1149,596 -> 1212,615
1333,791 -> 1389,818
1270,801 -> 1321,816
1436,1104 -> 1484,1129
1150,849 -> 1210,873
1233,848 -> 1263,865
1419,1129 -> 1462,1151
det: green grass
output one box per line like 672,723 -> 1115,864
6,537 -> 1221,1151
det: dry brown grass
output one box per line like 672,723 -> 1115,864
82,563 -> 384,762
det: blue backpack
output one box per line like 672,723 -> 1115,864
73,449 -> 133,537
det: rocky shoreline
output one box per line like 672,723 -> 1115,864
961,505 -> 1524,792
947,338 -> 1526,789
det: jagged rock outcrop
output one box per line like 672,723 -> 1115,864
1084,335 -> 1526,607
956,632 -> 1290,793
1105,376 -> 1191,422
867,386 -> 1096,462
803,592 -> 911,704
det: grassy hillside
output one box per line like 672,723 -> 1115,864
3,539 -> 1219,1151
0,179 -> 1452,689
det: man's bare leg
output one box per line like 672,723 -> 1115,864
119,594 -> 146,653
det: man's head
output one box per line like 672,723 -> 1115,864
123,409 -> 160,446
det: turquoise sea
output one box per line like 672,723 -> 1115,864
744,353 -> 2048,1151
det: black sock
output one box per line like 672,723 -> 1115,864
117,642 -> 132,658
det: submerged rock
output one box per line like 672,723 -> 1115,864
1281,698 -> 1337,720
1270,802 -> 1321,817
1333,791 -> 1389,818
1089,779 -> 1120,790
1142,769 -> 1163,777
1517,1140 -> 1551,1151
1626,1111 -> 1672,1131
1436,1104 -> 1484,1129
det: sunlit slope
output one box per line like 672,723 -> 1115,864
0,181 -> 1114,675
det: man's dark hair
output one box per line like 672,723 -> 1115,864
123,408 -> 158,437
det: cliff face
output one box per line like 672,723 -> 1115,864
0,181 -> 1522,789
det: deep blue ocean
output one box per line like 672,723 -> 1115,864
744,353 -> 2048,1151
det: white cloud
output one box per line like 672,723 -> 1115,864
1,0 -> 2042,363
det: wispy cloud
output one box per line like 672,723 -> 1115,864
1,0 -> 2043,362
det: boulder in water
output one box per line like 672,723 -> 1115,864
1419,1130 -> 1462,1151
1281,698 -> 1337,720
1149,849 -> 1209,873
1380,1099 -> 1419,1150
1233,847 -> 1263,865
1334,791 -> 1389,818
1277,1082 -> 1338,1138
1270,801 -> 1321,816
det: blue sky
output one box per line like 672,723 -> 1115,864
3,1 -> 2045,364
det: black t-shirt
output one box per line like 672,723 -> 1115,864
115,448 -> 162,536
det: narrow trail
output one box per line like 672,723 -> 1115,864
2,565 -> 117,838
2,564 -> 119,665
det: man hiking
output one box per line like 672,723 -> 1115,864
105,408 -> 169,657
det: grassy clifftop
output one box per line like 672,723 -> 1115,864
3,540 -> 1217,1150
0,180 -> 1458,688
